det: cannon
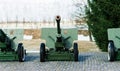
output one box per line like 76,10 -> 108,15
40,16 -> 78,62
107,28 -> 120,61
0,29 -> 26,62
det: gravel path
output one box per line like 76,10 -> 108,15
1,52 -> 120,71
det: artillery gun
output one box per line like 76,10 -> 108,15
0,29 -> 26,62
107,28 -> 120,61
40,16 -> 78,62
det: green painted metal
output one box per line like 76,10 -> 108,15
108,28 -> 120,49
3,29 -> 24,50
46,51 -> 74,61
0,29 -> 24,61
41,28 -> 77,48
0,51 -> 18,60
55,42 -> 64,50
108,28 -> 120,60
41,27 -> 77,61
116,51 -> 120,60
0,42 -> 6,48
40,16 -> 78,61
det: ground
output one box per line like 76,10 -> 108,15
21,39 -> 42,51
2,39 -> 120,71
78,41 -> 100,52
1,52 -> 120,71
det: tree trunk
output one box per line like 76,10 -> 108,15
88,24 -> 93,41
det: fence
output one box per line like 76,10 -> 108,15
0,22 -> 76,29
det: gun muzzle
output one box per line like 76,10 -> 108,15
56,15 -> 61,34
56,15 -> 61,21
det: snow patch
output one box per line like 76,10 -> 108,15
24,35 -> 33,40
78,35 -> 94,41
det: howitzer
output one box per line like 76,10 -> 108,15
107,28 -> 120,61
0,29 -> 26,62
40,16 -> 78,62
55,16 -> 71,51
0,29 -> 16,51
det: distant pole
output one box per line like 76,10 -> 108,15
23,17 -> 25,24
63,20 -> 64,24
23,17 -> 25,29
6,16 -> 8,24
54,19 -> 55,26
16,15 -> 18,27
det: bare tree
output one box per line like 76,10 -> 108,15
72,0 -> 93,41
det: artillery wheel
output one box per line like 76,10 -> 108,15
73,43 -> 78,61
18,43 -> 25,62
108,41 -> 115,61
40,43 -> 45,62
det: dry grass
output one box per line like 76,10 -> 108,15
78,30 -> 89,36
78,41 -> 100,52
24,29 -> 41,39
21,39 -> 43,51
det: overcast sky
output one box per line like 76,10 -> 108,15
0,0 -> 87,22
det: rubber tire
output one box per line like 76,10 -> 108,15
18,43 -> 25,62
108,41 -> 115,62
73,43 -> 78,61
40,43 -> 45,62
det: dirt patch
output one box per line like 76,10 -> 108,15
78,30 -> 89,36
78,41 -> 100,52
24,29 -> 41,39
21,39 -> 45,51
